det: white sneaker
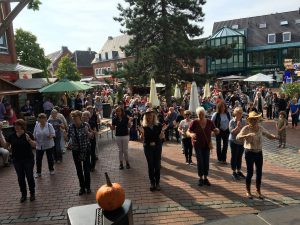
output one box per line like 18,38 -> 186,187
35,173 -> 41,178
50,170 -> 55,175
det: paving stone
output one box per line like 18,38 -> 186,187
0,219 -> 12,224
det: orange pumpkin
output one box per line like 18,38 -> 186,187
96,172 -> 125,211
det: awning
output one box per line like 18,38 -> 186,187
0,89 -> 38,96
0,63 -> 43,74
14,78 -> 57,89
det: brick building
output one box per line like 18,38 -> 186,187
46,46 -> 72,77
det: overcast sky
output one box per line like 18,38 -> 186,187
12,0 -> 300,55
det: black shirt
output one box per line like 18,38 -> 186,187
7,132 -> 34,160
176,115 -> 184,123
112,116 -> 129,136
143,123 -> 162,145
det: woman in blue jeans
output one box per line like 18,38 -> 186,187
229,107 -> 246,180
139,109 -> 167,191
237,111 -> 278,199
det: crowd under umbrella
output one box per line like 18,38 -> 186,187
244,73 -> 275,82
149,78 -> 160,107
203,81 -> 211,99
174,84 -> 181,99
188,81 -> 200,115
39,79 -> 92,93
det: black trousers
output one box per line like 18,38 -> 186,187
216,129 -> 229,162
36,148 -> 54,174
144,144 -> 162,185
182,138 -> 193,162
13,158 -> 35,197
245,150 -> 263,188
53,137 -> 62,162
195,146 -> 210,177
90,138 -> 96,169
266,105 -> 273,119
72,151 -> 91,189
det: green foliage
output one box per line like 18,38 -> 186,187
15,28 -> 50,78
282,83 -> 300,98
114,0 -> 231,102
55,56 -> 81,81
28,0 -> 42,11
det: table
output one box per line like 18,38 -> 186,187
67,199 -> 133,225
1,125 -> 14,138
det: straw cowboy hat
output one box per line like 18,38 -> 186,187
246,111 -> 262,122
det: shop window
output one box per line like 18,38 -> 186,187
0,33 -> 8,53
282,32 -> 291,42
268,34 -> 276,44
280,20 -> 288,26
259,23 -> 267,28
232,24 -> 239,29
295,19 -> 300,24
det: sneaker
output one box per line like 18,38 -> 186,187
126,163 -> 130,169
203,178 -> 211,186
237,171 -> 246,179
50,170 -> 55,175
198,178 -> 204,186
156,184 -> 161,191
189,161 -> 193,165
185,161 -> 189,165
35,173 -> 41,178
232,172 -> 239,180
150,184 -> 156,192
78,188 -> 86,196
20,196 -> 27,203
282,144 -> 286,148
30,194 -> 35,202
119,164 -> 124,170
277,144 -> 281,148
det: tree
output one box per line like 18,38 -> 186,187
55,56 -> 81,81
15,28 -> 50,78
115,0 -> 231,103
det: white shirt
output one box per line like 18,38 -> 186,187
33,122 -> 55,150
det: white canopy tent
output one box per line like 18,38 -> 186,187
244,73 -> 275,82
188,81 -> 200,114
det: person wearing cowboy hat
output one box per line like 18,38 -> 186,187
138,108 -> 167,191
236,111 -> 278,199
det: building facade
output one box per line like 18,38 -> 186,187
92,35 -> 134,80
207,9 -> 300,77
46,46 -> 72,77
70,49 -> 96,77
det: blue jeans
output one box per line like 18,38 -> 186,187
245,150 -> 263,188
194,146 -> 210,177
144,144 -> 162,185
14,158 -> 35,197
230,141 -> 244,171
216,129 -> 229,162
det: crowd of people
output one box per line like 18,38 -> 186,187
0,82 -> 299,202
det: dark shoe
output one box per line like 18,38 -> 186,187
232,172 -> 239,180
198,178 -> 204,186
150,184 -> 156,192
203,178 -> 211,186
126,163 -> 130,169
246,184 -> 253,199
90,168 -> 95,172
95,156 -> 99,160
119,164 -> 124,170
30,194 -> 35,201
79,188 -> 86,196
86,188 -> 92,194
156,184 -> 161,191
20,196 -> 27,203
237,171 -> 246,179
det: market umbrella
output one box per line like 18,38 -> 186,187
174,84 -> 181,99
39,79 -> 92,93
188,81 -> 200,114
244,73 -> 275,82
149,78 -> 160,107
217,75 -> 245,81
203,81 -> 211,98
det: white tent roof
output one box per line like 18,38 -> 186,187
244,73 -> 275,82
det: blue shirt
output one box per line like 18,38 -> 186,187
290,104 -> 298,113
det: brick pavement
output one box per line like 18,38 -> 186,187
0,122 -> 300,225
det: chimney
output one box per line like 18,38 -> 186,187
61,46 -> 68,52
108,36 -> 113,40
87,47 -> 91,53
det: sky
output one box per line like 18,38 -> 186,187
12,0 -> 300,55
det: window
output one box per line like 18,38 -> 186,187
295,19 -> 300,24
283,32 -> 291,42
232,24 -> 239,29
0,33 -> 8,53
280,20 -> 288,26
259,23 -> 267,28
268,34 -> 276,44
